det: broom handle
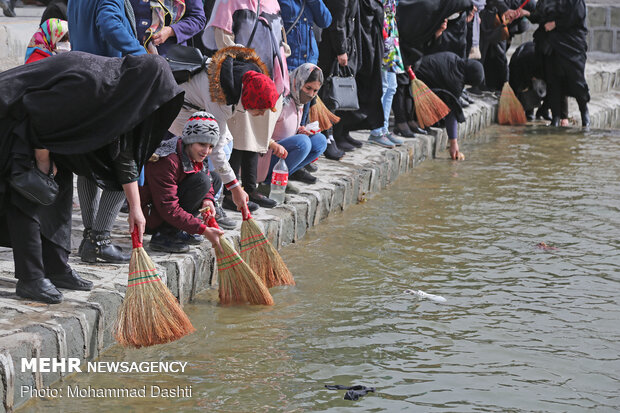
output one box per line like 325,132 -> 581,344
241,206 -> 253,221
131,227 -> 142,248
407,66 -> 416,80
517,0 -> 530,9
206,216 -> 221,230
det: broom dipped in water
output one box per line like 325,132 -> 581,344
497,0 -> 530,125
204,214 -> 274,305
239,208 -> 295,288
498,82 -> 527,125
407,66 -> 451,129
114,228 -> 195,348
308,96 -> 340,131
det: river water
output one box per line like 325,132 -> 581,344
22,125 -> 620,412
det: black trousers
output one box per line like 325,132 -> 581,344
6,204 -> 70,281
392,74 -> 414,124
227,149 -> 258,193
157,170 -> 222,235
544,53 -> 590,119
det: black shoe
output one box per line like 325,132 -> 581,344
222,196 -> 259,212
177,231 -> 204,245
249,191 -> 277,208
81,230 -> 131,263
290,169 -> 317,184
120,199 -> 129,214
0,0 -> 16,17
324,142 -> 345,160
215,204 -> 236,230
526,109 -> 535,121
16,278 -> 63,304
304,162 -> 318,173
78,228 -> 91,256
343,133 -> 363,148
48,269 -> 93,291
550,116 -> 560,127
459,97 -> 470,107
149,231 -> 190,253
462,90 -> 475,104
407,122 -> 428,135
467,86 -> 483,96
393,125 -> 415,137
334,138 -> 356,152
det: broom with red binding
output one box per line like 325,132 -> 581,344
497,0 -> 530,125
239,208 -> 295,288
204,215 -> 274,305
114,228 -> 195,348
407,66 -> 451,129
308,96 -> 340,131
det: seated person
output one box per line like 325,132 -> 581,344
140,112 -> 225,253
257,64 -> 327,189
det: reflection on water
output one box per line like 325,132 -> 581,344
21,126 -> 620,412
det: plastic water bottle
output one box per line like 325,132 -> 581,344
270,158 -> 288,204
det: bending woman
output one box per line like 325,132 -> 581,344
0,52 -> 183,304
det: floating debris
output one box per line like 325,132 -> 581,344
537,242 -> 558,251
404,289 -> 447,303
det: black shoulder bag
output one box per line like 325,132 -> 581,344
322,60 -> 359,112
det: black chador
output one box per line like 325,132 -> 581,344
529,0 -> 590,126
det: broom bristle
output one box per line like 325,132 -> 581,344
240,218 -> 295,288
216,236 -> 274,305
114,247 -> 195,348
410,79 -> 451,128
498,82 -> 527,125
309,96 -> 340,131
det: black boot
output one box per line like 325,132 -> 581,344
578,101 -> 590,128
549,116 -> 560,127
342,133 -> 363,148
525,109 -> 534,121
324,141 -> 344,160
334,135 -> 356,152
78,228 -> 91,255
536,107 -> 551,121
81,230 -> 130,263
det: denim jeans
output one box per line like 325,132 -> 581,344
263,133 -> 327,183
371,69 -> 398,136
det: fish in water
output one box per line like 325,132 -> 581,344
404,289 -> 447,303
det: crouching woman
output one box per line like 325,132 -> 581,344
140,112 -> 224,253
257,64 -> 327,188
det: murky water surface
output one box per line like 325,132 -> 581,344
22,126 -> 620,412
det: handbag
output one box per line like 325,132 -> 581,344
322,60 -> 359,112
9,161 -> 59,206
164,44 -> 208,84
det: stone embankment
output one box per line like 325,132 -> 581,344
0,4 -> 619,413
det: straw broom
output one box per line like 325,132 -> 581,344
407,66 -> 450,129
114,229 -> 195,348
239,209 -> 295,288
498,82 -> 527,125
205,216 -> 274,306
309,96 -> 340,131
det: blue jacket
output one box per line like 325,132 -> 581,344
279,0 -> 332,71
130,0 -> 206,56
68,0 -> 145,57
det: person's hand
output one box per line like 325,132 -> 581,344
128,205 -> 146,243
230,185 -> 249,211
517,8 -> 530,18
435,19 -> 448,38
449,139 -> 460,160
297,126 -> 313,136
270,141 -> 288,159
201,199 -> 215,219
337,53 -> 348,66
503,9 -> 517,23
201,227 -> 224,253
466,6 -> 477,23
152,26 -> 175,46
544,21 -> 556,31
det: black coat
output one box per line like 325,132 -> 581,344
425,11 -> 469,59
0,52 -> 184,207
318,0 -> 362,75
415,51 -> 467,123
336,0 -> 385,131
396,0 -> 473,66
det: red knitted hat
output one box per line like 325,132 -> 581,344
241,71 -> 279,111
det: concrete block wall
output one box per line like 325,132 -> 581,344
587,4 -> 620,54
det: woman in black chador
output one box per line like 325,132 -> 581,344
520,0 -> 590,127
0,52 -> 184,303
